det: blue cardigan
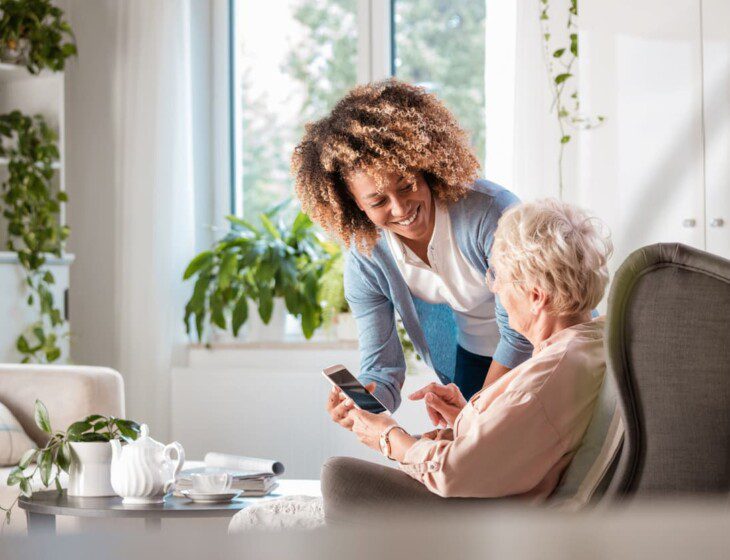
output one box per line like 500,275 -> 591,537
343,179 -> 533,412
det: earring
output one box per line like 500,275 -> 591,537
531,307 -> 537,315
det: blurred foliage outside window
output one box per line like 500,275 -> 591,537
234,0 -> 486,223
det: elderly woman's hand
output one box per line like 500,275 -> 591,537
409,383 -> 467,428
348,408 -> 398,453
326,383 -> 377,430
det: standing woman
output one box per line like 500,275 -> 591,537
292,79 -> 532,423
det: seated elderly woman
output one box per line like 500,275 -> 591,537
322,199 -> 613,515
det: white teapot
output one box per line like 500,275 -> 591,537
110,424 -> 185,504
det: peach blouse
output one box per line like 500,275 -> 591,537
399,317 -> 606,500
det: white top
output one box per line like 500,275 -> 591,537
384,202 -> 499,357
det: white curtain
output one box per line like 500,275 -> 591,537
113,0 -> 196,436
485,0 -> 577,201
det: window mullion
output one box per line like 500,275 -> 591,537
357,0 -> 393,83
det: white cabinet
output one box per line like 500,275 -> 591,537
703,0 -> 730,258
579,0 -> 730,264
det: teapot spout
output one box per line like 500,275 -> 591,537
110,438 -> 122,461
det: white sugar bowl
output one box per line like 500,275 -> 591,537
110,424 -> 185,504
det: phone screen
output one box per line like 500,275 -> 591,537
327,367 -> 387,414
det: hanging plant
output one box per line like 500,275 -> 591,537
539,0 -> 605,197
0,110 -> 69,362
0,0 -> 77,74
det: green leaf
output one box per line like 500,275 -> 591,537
7,468 -> 23,486
66,421 -> 92,440
34,400 -> 52,434
210,296 -> 226,329
226,215 -> 259,233
56,443 -> 71,473
561,135 -> 572,144
84,414 -> 105,423
114,419 -> 141,441
231,295 -> 249,337
263,198 -> 291,218
570,33 -> 578,56
258,214 -> 282,240
301,308 -> 317,339
16,335 -> 30,354
552,48 -> 565,58
291,212 -> 313,236
43,271 -> 55,284
39,449 -> 53,487
554,73 -> 572,85
258,286 -> 273,323
19,478 -> 31,497
45,346 -> 61,362
18,448 -> 38,469
217,252 -> 238,290
183,251 -> 214,280
55,476 -> 63,493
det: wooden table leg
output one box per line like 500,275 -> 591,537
26,511 -> 56,536
145,517 -> 162,533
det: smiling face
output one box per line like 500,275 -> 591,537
346,170 -> 434,244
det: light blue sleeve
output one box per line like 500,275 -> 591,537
343,254 -> 406,412
485,186 -> 533,368
491,293 -> 533,368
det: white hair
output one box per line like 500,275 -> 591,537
491,199 -> 613,316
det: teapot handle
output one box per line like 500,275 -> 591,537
163,441 -> 185,481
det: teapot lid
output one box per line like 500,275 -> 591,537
129,424 -> 164,449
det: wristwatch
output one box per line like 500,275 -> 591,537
379,424 -> 405,460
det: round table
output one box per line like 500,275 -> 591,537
18,479 -> 321,535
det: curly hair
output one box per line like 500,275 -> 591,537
291,79 -> 480,252
491,199 -> 614,317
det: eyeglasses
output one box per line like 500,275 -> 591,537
486,267 -> 522,293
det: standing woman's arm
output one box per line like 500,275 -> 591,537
344,254 -> 407,412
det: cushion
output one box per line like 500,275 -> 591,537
549,373 -> 624,510
0,401 -> 36,467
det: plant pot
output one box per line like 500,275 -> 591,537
335,312 -> 358,341
0,38 -> 30,65
245,297 -> 288,342
68,441 -> 116,497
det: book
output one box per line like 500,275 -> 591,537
173,452 -> 285,498
175,470 -> 278,491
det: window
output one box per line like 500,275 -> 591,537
231,0 -> 487,217
392,0 -> 486,168
231,0 -> 358,221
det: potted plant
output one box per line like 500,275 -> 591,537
2,400 -> 140,524
183,200 -> 329,343
0,0 -> 77,73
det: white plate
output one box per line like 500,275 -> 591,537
181,490 -> 242,503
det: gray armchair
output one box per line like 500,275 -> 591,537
322,243 -> 730,518
605,243 -> 730,496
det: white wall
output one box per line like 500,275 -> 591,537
578,0 -> 729,266
62,0 -> 122,368
171,347 -> 436,478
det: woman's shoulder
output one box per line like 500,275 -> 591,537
452,179 -> 520,223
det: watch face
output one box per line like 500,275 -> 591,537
379,434 -> 389,457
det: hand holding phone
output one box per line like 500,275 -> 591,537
323,364 -> 387,414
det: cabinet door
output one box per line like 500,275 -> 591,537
703,0 -> 730,259
578,0 -> 706,266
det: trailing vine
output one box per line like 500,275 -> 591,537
539,0 -> 604,198
0,111 -> 68,362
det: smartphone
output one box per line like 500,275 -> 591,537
323,364 -> 388,414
